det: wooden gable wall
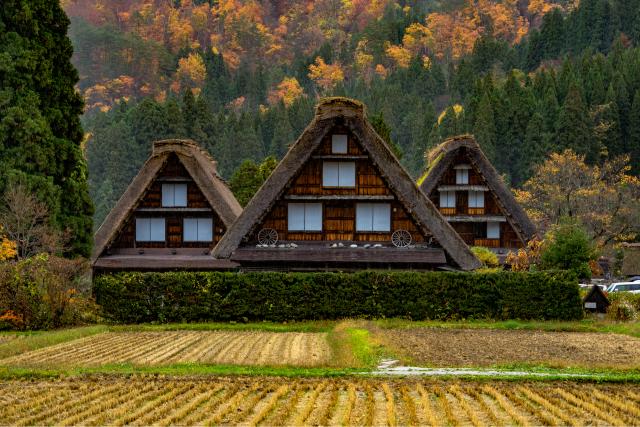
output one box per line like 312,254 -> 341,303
110,154 -> 226,250
427,149 -> 523,248
250,125 -> 430,244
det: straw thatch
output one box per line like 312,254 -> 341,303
92,139 -> 242,262
212,97 -> 481,271
419,135 -> 537,244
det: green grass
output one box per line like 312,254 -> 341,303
0,363 -> 357,381
109,320 -> 335,333
374,318 -> 640,338
0,325 -> 108,359
2,364 -> 639,383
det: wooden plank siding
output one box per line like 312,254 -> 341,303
111,154 -> 226,250
250,127 -> 428,244
429,148 -> 523,249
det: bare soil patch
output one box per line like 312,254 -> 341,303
1,376 -> 638,426
0,331 -> 331,367
377,328 -> 640,369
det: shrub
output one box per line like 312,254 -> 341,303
541,220 -> 596,279
607,292 -> 640,321
93,270 -> 582,323
0,254 -> 93,330
471,247 -> 500,268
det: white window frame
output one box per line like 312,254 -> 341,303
439,191 -> 456,208
135,217 -> 165,242
356,203 -> 391,232
288,203 -> 322,231
331,134 -> 348,154
162,183 -> 187,207
322,161 -> 356,187
487,222 -> 500,239
183,218 -> 213,242
456,169 -> 469,184
468,190 -> 485,208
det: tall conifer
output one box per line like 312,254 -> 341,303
0,0 -> 93,256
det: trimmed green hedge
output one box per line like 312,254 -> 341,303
93,271 -> 583,323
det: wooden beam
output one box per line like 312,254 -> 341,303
155,177 -> 193,182
284,195 -> 395,201
311,155 -> 369,160
444,215 -> 506,222
437,185 -> 489,192
135,207 -> 213,212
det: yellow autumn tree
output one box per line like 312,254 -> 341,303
175,52 -> 206,95
267,77 -> 305,107
308,57 -> 344,92
384,42 -> 412,68
516,150 -> 640,248
0,227 -> 17,261
402,23 -> 434,56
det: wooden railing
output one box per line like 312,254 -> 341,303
467,208 -> 485,215
473,238 -> 500,247
439,207 -> 456,215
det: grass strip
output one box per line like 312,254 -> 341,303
0,325 -> 109,360
109,321 -> 335,333
374,319 -> 640,338
0,363 -> 359,380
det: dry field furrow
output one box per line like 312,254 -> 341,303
4,377 -> 640,426
0,330 -> 331,367
78,332 -> 166,364
378,327 -> 640,369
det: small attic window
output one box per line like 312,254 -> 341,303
162,183 -> 187,207
454,164 -> 471,184
331,134 -> 348,153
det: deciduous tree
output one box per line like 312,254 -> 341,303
516,150 -> 640,247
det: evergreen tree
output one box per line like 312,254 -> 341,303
629,90 -> 640,174
540,9 -> 565,59
597,84 -> 625,158
473,92 -> 497,162
370,112 -> 403,159
555,84 -> 598,162
522,113 -> 550,181
0,0 -> 94,256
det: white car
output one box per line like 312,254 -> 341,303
607,282 -> 640,293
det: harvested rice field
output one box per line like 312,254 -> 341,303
2,376 -> 639,426
377,327 -> 640,369
0,331 -> 331,367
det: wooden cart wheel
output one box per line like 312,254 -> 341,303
391,230 -> 412,248
257,228 -> 278,245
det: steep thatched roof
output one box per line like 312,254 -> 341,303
419,135 -> 537,243
92,139 -> 242,261
212,97 -> 481,271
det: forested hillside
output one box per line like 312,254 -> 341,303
63,0 -> 640,227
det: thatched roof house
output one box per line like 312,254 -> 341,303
213,98 -> 481,271
418,135 -> 536,251
92,139 -> 242,272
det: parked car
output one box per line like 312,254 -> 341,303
627,276 -> 640,282
606,282 -> 640,293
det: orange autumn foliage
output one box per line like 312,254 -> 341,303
268,77 -> 305,107
308,57 -> 345,91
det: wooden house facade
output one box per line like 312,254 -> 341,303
213,98 -> 481,271
92,140 -> 242,272
418,136 -> 537,253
